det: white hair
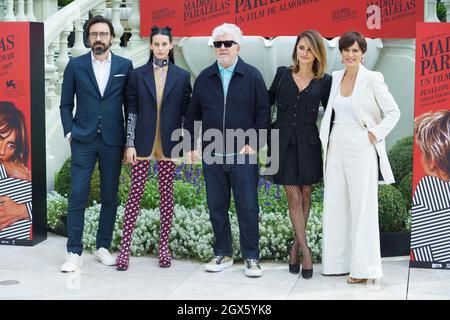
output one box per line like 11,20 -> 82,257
212,23 -> 243,45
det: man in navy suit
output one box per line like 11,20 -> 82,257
59,16 -> 133,272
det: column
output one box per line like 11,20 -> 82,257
0,1 -> 5,21
4,0 -> 16,21
44,46 -> 58,111
111,0 -> 124,50
26,0 -> 37,21
56,28 -> 72,95
127,0 -> 142,50
91,2 -> 106,17
45,41 -> 60,109
71,18 -> 88,57
15,0 -> 27,21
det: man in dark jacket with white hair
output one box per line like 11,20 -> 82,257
185,23 -> 271,278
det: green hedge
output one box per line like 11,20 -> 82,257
47,194 -> 323,263
50,157 -> 410,262
56,158 -> 293,215
58,0 -> 74,6
378,184 -> 408,232
398,172 -> 413,211
388,136 -> 413,185
437,0 -> 447,22
54,158 -> 130,207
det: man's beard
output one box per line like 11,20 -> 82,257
217,55 -> 231,65
92,42 -> 110,55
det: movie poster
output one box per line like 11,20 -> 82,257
140,0 -> 423,38
410,22 -> 450,269
0,22 -> 46,246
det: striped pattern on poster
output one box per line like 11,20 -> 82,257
0,164 -> 32,240
411,176 -> 450,263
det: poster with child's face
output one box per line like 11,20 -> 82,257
410,22 -> 450,269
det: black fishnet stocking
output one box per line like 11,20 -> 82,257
285,185 -> 313,270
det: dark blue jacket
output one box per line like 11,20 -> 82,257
60,52 -> 133,146
127,60 -> 192,158
186,57 -> 271,153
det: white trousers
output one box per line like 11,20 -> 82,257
322,124 -> 383,279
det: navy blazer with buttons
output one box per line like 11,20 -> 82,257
60,51 -> 133,146
268,66 -> 332,183
127,59 -> 192,158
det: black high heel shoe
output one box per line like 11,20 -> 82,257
289,262 -> 300,274
301,247 -> 313,279
288,243 -> 300,274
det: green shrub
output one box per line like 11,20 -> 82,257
58,0 -> 74,6
55,157 -> 130,207
54,157 -> 100,206
81,203 -> 323,262
437,0 -> 447,22
388,136 -> 413,185
117,163 -> 132,204
54,158 -> 72,198
118,174 -> 207,210
48,189 -> 324,262
51,159 -> 328,261
378,184 -> 408,232
47,191 -> 69,229
398,172 -> 413,211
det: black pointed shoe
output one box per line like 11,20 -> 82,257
288,242 -> 300,274
301,267 -> 313,279
289,262 -> 300,274
301,247 -> 313,279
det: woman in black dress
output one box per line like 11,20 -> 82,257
268,30 -> 331,278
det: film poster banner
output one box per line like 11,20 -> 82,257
410,22 -> 450,270
0,22 -> 46,246
141,0 -> 423,38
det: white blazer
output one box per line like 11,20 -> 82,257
319,64 -> 401,184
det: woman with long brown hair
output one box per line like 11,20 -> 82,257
268,30 -> 331,278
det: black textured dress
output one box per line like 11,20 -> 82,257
267,66 -> 332,185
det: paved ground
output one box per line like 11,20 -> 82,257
0,233 -> 449,300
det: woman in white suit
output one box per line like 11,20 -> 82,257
319,32 -> 400,284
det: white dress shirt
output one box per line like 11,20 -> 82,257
91,51 -> 111,97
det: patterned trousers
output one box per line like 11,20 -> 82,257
116,160 -> 176,270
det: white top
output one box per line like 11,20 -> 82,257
332,91 -> 359,124
91,51 -> 111,97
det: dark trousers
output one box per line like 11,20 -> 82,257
66,134 -> 123,255
203,155 -> 260,259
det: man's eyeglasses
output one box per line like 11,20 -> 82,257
89,32 -> 110,39
213,40 -> 238,48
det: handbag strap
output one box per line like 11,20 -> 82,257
271,67 -> 288,123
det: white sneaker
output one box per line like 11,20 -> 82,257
94,248 -> 116,266
244,259 -> 263,277
61,252 -> 83,272
205,256 -> 233,272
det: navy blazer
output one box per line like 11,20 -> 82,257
60,51 -> 133,146
127,60 -> 192,158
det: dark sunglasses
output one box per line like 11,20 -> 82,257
213,40 -> 238,48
